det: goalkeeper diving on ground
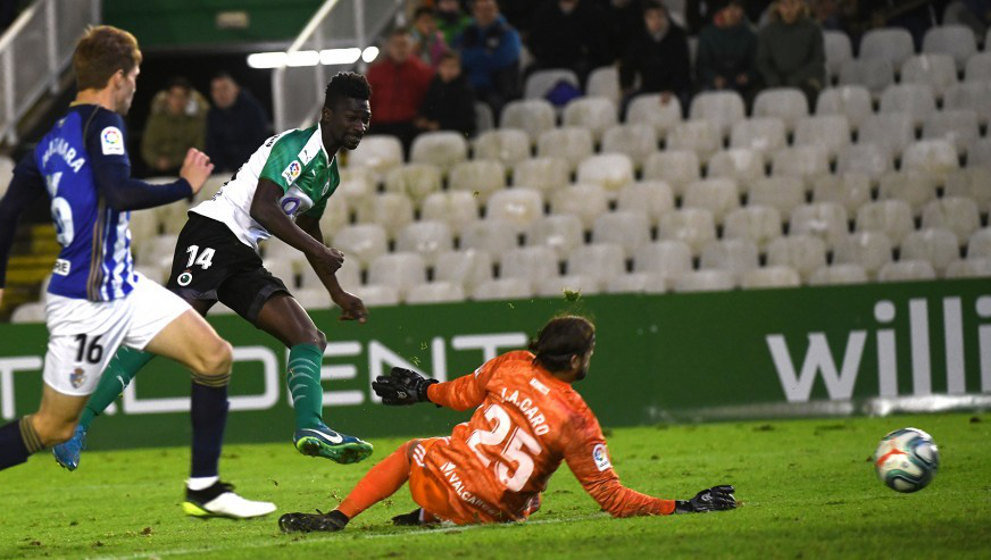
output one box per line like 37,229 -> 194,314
278,315 -> 736,532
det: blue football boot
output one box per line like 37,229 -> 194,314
52,424 -> 87,471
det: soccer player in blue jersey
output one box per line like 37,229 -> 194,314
0,26 -> 275,518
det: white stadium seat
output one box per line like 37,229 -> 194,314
794,115 -> 851,160
353,284 -> 401,306
836,144 -> 891,181
473,129 -> 532,166
472,278 -> 533,301
410,131 -> 469,171
537,127 -> 595,171
434,249 -> 494,293
665,119 -> 722,160
354,192 -> 414,238
815,86 -> 873,129
512,157 -> 570,195
838,58 -> 895,97
945,258 -> 991,278
332,224 -> 388,268
576,153 -> 635,195
855,200 -> 915,245
336,167 -> 375,207
566,243 -> 627,284
486,188 -> 544,234
367,253 -> 427,298
824,30 -> 853,79
901,228 -> 960,273
730,117 -> 787,160
922,110 -> 980,154
922,25 -> 977,70
384,163 -> 442,207
673,270 -> 736,292
586,66 -> 621,105
657,208 -> 717,255
406,281 -> 466,304
832,231 -> 894,277
395,221 -> 454,265
723,205 -> 783,251
346,135 -> 403,177
808,263 -> 869,285
877,171 -> 938,216
689,90 -> 746,136
921,197 -> 981,245
448,160 -> 507,203
879,84 -> 937,127
699,239 -> 760,280
591,211 -> 651,257
942,81 -> 991,125
682,178 -> 740,224
642,150 -> 701,196
753,88 -> 809,131
562,97 -> 619,142
421,191 -> 479,235
900,54 -> 958,97
860,28 -> 915,68
626,93 -> 683,137
460,220 -> 519,255
964,53 -> 991,82
901,139 -> 960,181
524,68 -> 580,100
741,266 -> 801,289
549,183 -> 610,229
766,235 -> 828,280
789,202 -> 850,249
945,168 -> 991,208
633,240 -> 693,282
11,302 -> 46,323
537,274 -> 602,297
878,260 -> 937,282
771,146 -> 830,182
706,149 -> 765,187
601,124 -> 658,169
605,272 -> 668,294
526,214 -> 584,260
857,112 -> 915,159
500,99 -> 556,144
499,246 -> 560,289
318,196 -> 350,241
746,177 -> 806,218
811,174 -> 872,216
615,181 -> 675,226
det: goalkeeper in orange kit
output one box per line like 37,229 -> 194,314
279,315 -> 736,532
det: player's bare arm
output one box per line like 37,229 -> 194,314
178,147 -> 214,194
297,213 -> 367,323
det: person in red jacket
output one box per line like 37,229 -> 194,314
278,315 -> 736,532
366,27 -> 434,153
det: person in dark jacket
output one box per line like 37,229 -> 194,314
205,73 -> 269,173
619,1 -> 692,113
454,0 -> 522,119
527,0 -> 610,83
697,0 -> 758,100
416,51 -> 477,137
755,0 -> 826,106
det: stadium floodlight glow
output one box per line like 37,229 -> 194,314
361,46 -> 379,63
247,47 -> 373,68
320,48 -> 362,65
287,50 -> 320,67
246,52 -> 288,69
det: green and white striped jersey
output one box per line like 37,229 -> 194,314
190,123 -> 340,252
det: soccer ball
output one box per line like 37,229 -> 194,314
873,427 -> 940,493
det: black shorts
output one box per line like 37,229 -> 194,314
166,213 -> 290,323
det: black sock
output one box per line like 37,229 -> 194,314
0,417 -> 41,470
190,381 -> 229,478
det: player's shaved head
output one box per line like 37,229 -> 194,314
529,315 -> 596,373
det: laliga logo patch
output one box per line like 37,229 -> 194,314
592,443 -> 611,471
70,367 -> 86,389
100,126 -> 125,155
177,270 -> 194,287
282,160 -> 302,183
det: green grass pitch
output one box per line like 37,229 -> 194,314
2,412 -> 989,559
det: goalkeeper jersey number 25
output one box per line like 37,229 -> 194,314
190,123 -> 340,252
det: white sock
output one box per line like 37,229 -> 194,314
187,476 -> 219,491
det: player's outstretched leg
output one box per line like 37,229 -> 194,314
53,347 -> 154,470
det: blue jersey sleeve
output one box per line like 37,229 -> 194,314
0,153 -> 46,287
84,108 -> 193,211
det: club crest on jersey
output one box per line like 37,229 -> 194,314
70,367 -> 86,389
282,160 -> 302,183
592,443 -> 611,471
100,126 -> 124,155
176,270 -> 193,287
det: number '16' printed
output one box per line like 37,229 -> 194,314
466,403 -> 543,492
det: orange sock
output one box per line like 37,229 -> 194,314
337,440 -> 413,519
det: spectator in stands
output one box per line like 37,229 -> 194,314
416,51 -> 477,137
141,77 -> 206,175
527,0 -> 610,84
367,27 -> 435,153
697,0 -> 758,100
436,0 -> 472,45
454,0 -> 522,119
598,0 -> 644,63
205,73 -> 269,173
756,0 -> 826,107
412,6 -> 449,69
619,1 -> 692,113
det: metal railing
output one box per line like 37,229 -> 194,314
0,0 -> 100,144
272,0 -> 402,132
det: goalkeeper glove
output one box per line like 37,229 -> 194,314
674,485 -> 736,513
372,367 -> 438,405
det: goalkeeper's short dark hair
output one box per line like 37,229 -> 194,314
529,316 -> 596,372
324,72 -> 371,110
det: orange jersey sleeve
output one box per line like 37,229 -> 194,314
426,353 -> 508,411
561,403 -> 676,517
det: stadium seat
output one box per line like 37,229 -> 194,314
942,81 -> 991,125
789,202 -> 850,249
512,156 -> 570,196
318,195 -> 350,241
410,131 -> 468,172
626,93 -> 683,137
969,138 -> 991,168
945,258 -> 991,278
615,181 -> 675,226
633,240 -> 693,282
964,52 -> 991,82
856,112 -> 915,159
549,183 -> 610,229
406,281 -> 466,304
673,270 -> 736,292
591,211 -> 651,257
526,214 -> 584,260
879,84 -> 937,127
901,228 -> 960,273
485,188 -> 544,234
729,117 -> 787,160
336,167 -> 375,206
876,172 -> 937,217
682,178 -> 740,223
740,266 -> 801,289
433,249 -> 494,293
723,205 -> 782,251
421,191 -> 479,235
500,99 -> 557,144
746,177 -> 806,218
968,228 -> 991,258
860,27 -> 915,68
524,68 -> 580,100
497,246 -> 559,289
752,88 -> 809,131
823,30 -> 853,79
600,124 -> 658,169
838,58 -> 895,97
537,127 -> 595,171
472,278 -> 534,301
383,163 -> 442,207
143,234 -> 179,268
367,253 -> 427,298
460,219 -> 519,254
815,86 -> 873,129
346,135 -> 403,177
808,263 -> 869,285
353,284 -> 401,306
771,146 -> 829,183
262,258 -> 296,288
766,235 -> 828,280
945,167 -> 991,208
448,160 -> 507,203
922,110 -> 980,154
156,199 -> 190,235
299,258 -> 362,292
665,120 -> 722,160
604,272 -> 668,294
259,235 -> 295,262
832,231 -> 894,276
332,224 -> 388,268
855,200 -> 914,245
576,153 -> 635,195
921,197 -> 981,245
641,150 -> 701,196
292,288 -> 333,310
922,25 -> 977,70
689,90 -> 746,136
706,149 -> 765,188
878,260 -> 937,282
11,302 -> 46,323
537,274 -> 602,297
354,192 -> 414,238
811,173 -> 872,216
194,174 -> 228,205
699,238 -> 759,280
836,144 -> 891,181
900,54 -> 958,97
562,97 -> 619,142
134,264 -> 168,284
901,139 -> 960,181
475,102 -> 494,134
472,129 -> 532,167
395,221 -> 454,265
794,115 -> 851,160
657,208 -> 717,255
128,209 -> 160,253
566,243 -> 627,284
586,66 -> 621,105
